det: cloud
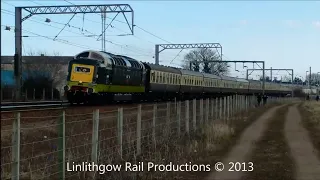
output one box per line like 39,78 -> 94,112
239,20 -> 248,25
312,21 -> 320,29
285,20 -> 300,28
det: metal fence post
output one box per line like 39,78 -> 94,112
193,99 -> 196,131
227,96 -> 230,122
33,88 -> 35,100
137,105 -> 142,155
185,100 -> 189,134
117,107 -> 123,158
200,99 -> 203,125
177,101 -> 181,137
211,98 -> 214,120
51,88 -> 54,100
42,88 -> 45,100
215,98 -> 218,120
217,97 -> 221,120
91,109 -> 99,163
223,97 -> 227,122
166,102 -> 171,134
12,112 -> 21,180
152,104 -> 157,145
58,111 -> 66,180
205,98 -> 209,124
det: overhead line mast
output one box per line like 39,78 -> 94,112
14,4 -> 134,100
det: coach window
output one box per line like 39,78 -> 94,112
175,74 -> 177,84
172,74 -> 175,84
162,73 -> 165,83
151,71 -> 155,82
157,72 -> 160,83
172,74 -> 174,84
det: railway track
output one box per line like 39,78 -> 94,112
0,99 -> 171,112
1,101 -> 69,112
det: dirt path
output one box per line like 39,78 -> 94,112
206,105 -> 282,180
284,105 -> 320,180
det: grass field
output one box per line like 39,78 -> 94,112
299,101 -> 320,159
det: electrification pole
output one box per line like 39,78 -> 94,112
154,43 -> 223,65
191,60 -> 266,95
246,68 -> 294,97
309,66 -> 312,89
14,4 -> 134,100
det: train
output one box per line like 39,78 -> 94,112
63,50 -> 293,104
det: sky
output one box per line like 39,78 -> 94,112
1,0 -> 319,80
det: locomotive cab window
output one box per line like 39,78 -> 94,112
74,66 -> 91,74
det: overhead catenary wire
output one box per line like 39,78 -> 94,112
2,1 -> 180,61
19,0 -> 172,55
62,0 -> 173,44
1,2 -> 155,56
53,13 -> 76,40
1,9 -> 153,57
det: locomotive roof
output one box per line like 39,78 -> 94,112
142,62 -> 181,74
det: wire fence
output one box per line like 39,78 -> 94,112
1,95 -> 297,180
1,87 -> 63,101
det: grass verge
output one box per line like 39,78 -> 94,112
298,101 -> 320,159
169,104 -> 279,180
240,105 -> 296,180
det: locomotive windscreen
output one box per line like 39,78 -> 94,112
70,63 -> 94,83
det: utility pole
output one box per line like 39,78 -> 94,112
309,66 -> 312,89
14,4 -> 134,100
270,67 -> 273,80
154,43 -> 223,65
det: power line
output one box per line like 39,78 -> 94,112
53,13 -> 76,40
1,8 -> 153,57
62,0 -> 172,44
170,49 -> 183,64
15,1 -> 169,52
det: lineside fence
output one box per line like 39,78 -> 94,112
1,87 -> 62,101
1,95 -> 298,180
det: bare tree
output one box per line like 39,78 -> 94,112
21,50 -> 68,99
307,73 -> 320,86
23,50 -> 67,89
182,48 -> 229,75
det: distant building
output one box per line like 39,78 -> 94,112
1,55 -> 72,87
